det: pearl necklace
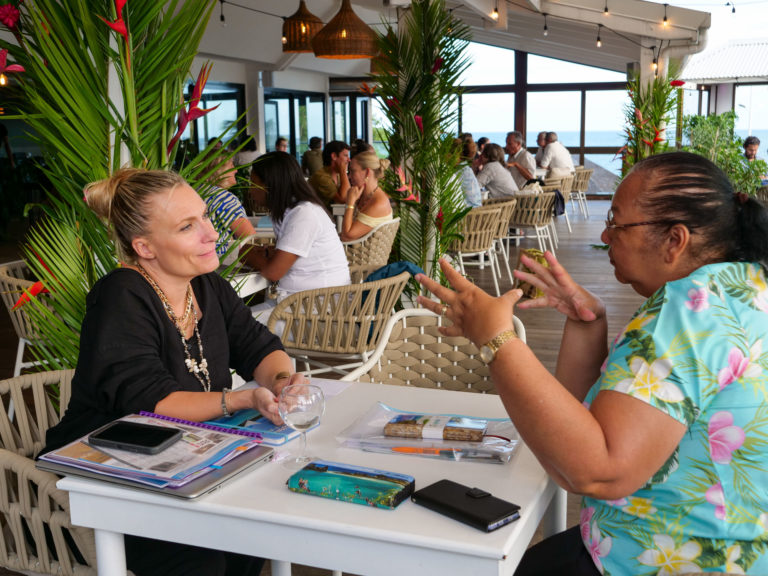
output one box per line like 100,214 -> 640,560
136,265 -> 211,392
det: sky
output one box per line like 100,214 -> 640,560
667,0 -> 768,47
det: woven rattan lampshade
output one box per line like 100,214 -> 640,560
282,1 -> 323,53
311,0 -> 377,59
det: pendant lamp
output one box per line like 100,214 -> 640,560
311,0 -> 377,59
282,1 -> 323,53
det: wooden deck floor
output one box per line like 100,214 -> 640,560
0,199 -> 649,576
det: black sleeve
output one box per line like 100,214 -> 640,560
202,273 -> 284,383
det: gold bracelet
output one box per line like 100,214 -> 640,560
346,204 -> 355,210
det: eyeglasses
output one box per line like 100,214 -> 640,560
604,208 -> 678,231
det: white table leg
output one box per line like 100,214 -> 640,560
271,560 -> 292,576
541,487 -> 567,537
94,529 -> 127,576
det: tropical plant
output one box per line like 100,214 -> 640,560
0,0 -> 222,370
368,0 -> 471,284
683,111 -> 768,195
619,71 -> 679,176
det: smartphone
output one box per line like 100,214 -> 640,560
88,420 -> 183,455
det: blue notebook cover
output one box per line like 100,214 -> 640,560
206,409 -> 317,446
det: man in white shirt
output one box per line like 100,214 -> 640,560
534,131 -> 547,167
505,131 -> 536,189
540,132 -> 575,179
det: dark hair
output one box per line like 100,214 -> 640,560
241,136 -> 257,152
481,143 -> 506,165
351,138 -> 373,157
455,136 -> 476,161
322,140 -> 349,165
744,136 -> 761,148
476,137 -> 489,148
275,137 -> 287,148
250,151 -> 330,224
630,151 -> 768,267
309,136 -> 322,150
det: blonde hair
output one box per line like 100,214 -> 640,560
84,168 -> 187,264
351,150 -> 391,180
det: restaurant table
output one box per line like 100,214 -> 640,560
228,269 -> 268,298
60,381 -> 566,576
331,203 -> 345,233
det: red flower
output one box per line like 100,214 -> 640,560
395,166 -> 415,199
167,62 -> 220,155
653,127 -> 665,143
12,280 -> 48,310
669,79 -> 685,87
430,56 -> 444,74
358,82 -> 375,96
414,115 -> 423,133
0,4 -> 20,30
436,208 -> 444,233
98,0 -> 128,44
0,48 -> 24,75
385,97 -> 399,109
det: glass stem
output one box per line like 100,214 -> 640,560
299,431 -> 307,459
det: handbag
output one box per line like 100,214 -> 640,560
552,189 -> 566,216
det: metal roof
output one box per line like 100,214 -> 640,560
682,38 -> 768,83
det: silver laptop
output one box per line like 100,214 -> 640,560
36,444 -> 274,499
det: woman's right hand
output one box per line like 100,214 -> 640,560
251,387 -> 283,425
514,251 -> 605,323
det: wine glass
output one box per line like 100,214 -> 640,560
278,383 -> 325,468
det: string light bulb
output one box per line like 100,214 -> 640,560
0,74 -> 6,87
491,2 -> 499,21
543,13 -> 549,36
604,0 -> 609,15
726,1 -> 736,13
596,24 -> 602,48
652,57 -> 658,71
219,0 -> 226,27
663,3 -> 668,26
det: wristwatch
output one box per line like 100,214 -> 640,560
479,329 -> 518,364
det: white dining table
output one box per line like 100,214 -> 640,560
60,381 -> 566,576
331,203 -> 345,233
228,269 -> 269,298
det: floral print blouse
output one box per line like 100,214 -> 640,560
581,261 -> 768,575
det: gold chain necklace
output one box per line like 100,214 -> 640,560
136,265 -> 211,392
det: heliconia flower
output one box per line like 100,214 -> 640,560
430,56 -> 444,74
98,0 -> 129,45
717,344 -> 762,389
0,48 -> 24,75
385,97 -> 399,109
436,208 -> 444,233
642,138 -> 654,147
634,108 -> 643,122
708,411 -> 745,464
613,145 -> 628,160
395,166 -> 413,195
685,286 -> 709,312
12,281 -> 49,310
414,115 -> 423,133
653,127 -> 665,142
705,481 -> 726,519
401,193 -> 420,203
358,81 -> 375,96
670,79 -> 685,87
167,62 -> 220,155
0,4 -> 20,30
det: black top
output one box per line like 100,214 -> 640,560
44,268 -> 284,453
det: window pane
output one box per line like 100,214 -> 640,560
528,55 -> 625,84
371,97 -> 390,157
332,98 -> 349,143
459,42 -> 515,86
264,98 -> 290,152
526,91 -> 581,147
460,93 -> 514,146
682,88 -> 702,117
734,85 -> 768,146
307,97 -> 325,148
584,90 -> 629,147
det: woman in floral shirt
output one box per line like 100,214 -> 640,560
416,151 -> 768,575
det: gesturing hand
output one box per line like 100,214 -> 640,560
415,259 -> 522,348
346,185 -> 363,205
514,251 -> 605,322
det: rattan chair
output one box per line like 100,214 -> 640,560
342,308 -> 526,392
0,370 -> 98,575
507,192 -> 557,255
542,176 -> 573,242
0,261 -> 47,376
448,205 -> 504,296
266,271 -> 410,376
342,218 -> 400,269
571,168 -> 593,217
482,197 -> 518,286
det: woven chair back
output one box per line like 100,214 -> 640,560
508,192 -> 556,227
0,370 -> 98,574
450,206 -> 502,253
558,175 -> 574,196
572,168 -> 593,192
347,309 -> 526,393
343,217 -> 400,268
267,271 -> 410,355
482,198 -> 518,239
0,261 -> 39,342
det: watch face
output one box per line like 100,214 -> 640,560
480,345 -> 494,364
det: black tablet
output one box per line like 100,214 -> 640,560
89,420 -> 183,455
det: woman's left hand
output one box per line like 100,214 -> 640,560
346,185 -> 363,205
416,259 -> 523,348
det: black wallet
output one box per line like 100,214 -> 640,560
411,479 -> 521,532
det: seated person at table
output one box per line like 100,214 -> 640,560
308,140 -> 351,207
200,148 -> 257,264
476,143 -> 518,199
274,137 -> 288,153
45,168 -> 305,576
534,131 -> 547,167
301,136 -> 323,177
540,131 -> 575,178
454,136 -> 482,207
340,150 -> 394,241
416,151 -> 768,575
249,152 -> 350,323
505,130 -> 536,189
